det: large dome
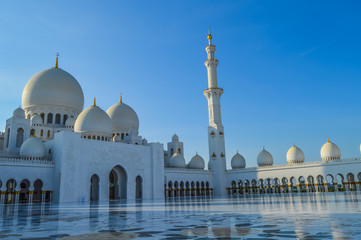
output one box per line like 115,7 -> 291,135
287,144 -> 305,164
106,99 -> 139,134
20,137 -> 46,158
22,67 -> 84,113
257,147 -> 273,167
231,151 -> 246,169
74,102 -> 112,138
321,139 -> 341,162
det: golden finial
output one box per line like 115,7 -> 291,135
328,138 -> 330,142
293,142 -> 295,147
207,27 -> 212,40
91,98 -> 97,107
55,53 -> 59,68
196,151 -> 198,155
120,93 -> 122,103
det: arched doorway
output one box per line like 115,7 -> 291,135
16,128 -> 24,147
109,165 -> 127,200
5,179 -> 16,204
33,179 -> 43,203
90,174 -> 100,201
19,179 -> 30,203
135,175 -> 142,199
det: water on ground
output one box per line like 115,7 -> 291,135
0,192 -> 361,239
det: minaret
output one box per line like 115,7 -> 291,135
204,28 -> 227,196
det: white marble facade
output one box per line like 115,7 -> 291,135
0,32 -> 361,204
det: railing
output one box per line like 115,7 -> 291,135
228,157 -> 361,172
0,157 -> 55,166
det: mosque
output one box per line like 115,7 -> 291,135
0,30 -> 360,204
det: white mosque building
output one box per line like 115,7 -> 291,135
0,30 -> 361,204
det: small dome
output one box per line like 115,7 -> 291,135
74,103 -> 112,137
113,135 -> 121,142
106,100 -> 139,134
13,107 -> 25,118
169,150 -> 186,168
65,116 -> 75,127
321,139 -> 341,161
257,147 -> 273,167
20,137 -> 46,158
31,115 -> 43,126
287,144 -> 305,164
22,67 -> 84,113
231,151 -> 246,169
172,134 -> 179,142
188,153 -> 205,169
142,138 -> 148,145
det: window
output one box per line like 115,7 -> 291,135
40,129 -> 43,137
30,129 -> 35,137
47,113 -> 53,124
55,114 -> 61,124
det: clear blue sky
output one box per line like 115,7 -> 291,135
1,1 -> 361,167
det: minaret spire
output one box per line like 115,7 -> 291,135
203,29 -> 226,196
55,52 -> 59,68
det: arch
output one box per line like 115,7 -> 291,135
47,113 -> 53,124
196,181 -> 200,196
358,173 -> 361,191
168,181 -> 173,197
316,175 -> 325,192
290,177 -> 297,193
185,181 -> 190,197
326,174 -> 334,192
63,114 -> 68,125
274,178 -> 280,193
336,174 -> 344,191
299,176 -> 306,192
282,177 -> 288,193
5,179 -> 16,204
47,130 -> 50,138
55,114 -> 61,124
16,128 -> 24,147
251,179 -> 258,194
244,180 -> 250,194
33,179 -> 43,203
90,174 -> 100,201
40,129 -> 43,137
109,165 -> 127,200
206,182 -> 210,196
170,148 -> 174,156
238,180 -> 243,194
178,148 -> 181,154
174,181 -> 179,197
30,129 -> 35,137
308,175 -> 316,192
201,181 -> 205,196
121,133 -> 124,140
191,181 -> 195,196
180,181 -> 184,197
347,173 -> 356,191
19,179 -> 30,203
135,175 -> 143,199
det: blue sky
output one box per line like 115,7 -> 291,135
1,1 -> 361,167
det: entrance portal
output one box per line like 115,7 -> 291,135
109,165 -> 127,200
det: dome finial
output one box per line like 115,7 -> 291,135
120,93 -> 122,103
55,52 -> 59,68
293,142 -> 295,147
92,97 -> 97,107
196,151 -> 198,155
207,27 -> 212,40
263,146 -> 265,150
236,149 -> 238,154
328,138 -> 330,142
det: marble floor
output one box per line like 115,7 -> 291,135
0,192 -> 361,239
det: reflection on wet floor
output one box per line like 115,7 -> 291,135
0,192 -> 360,239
